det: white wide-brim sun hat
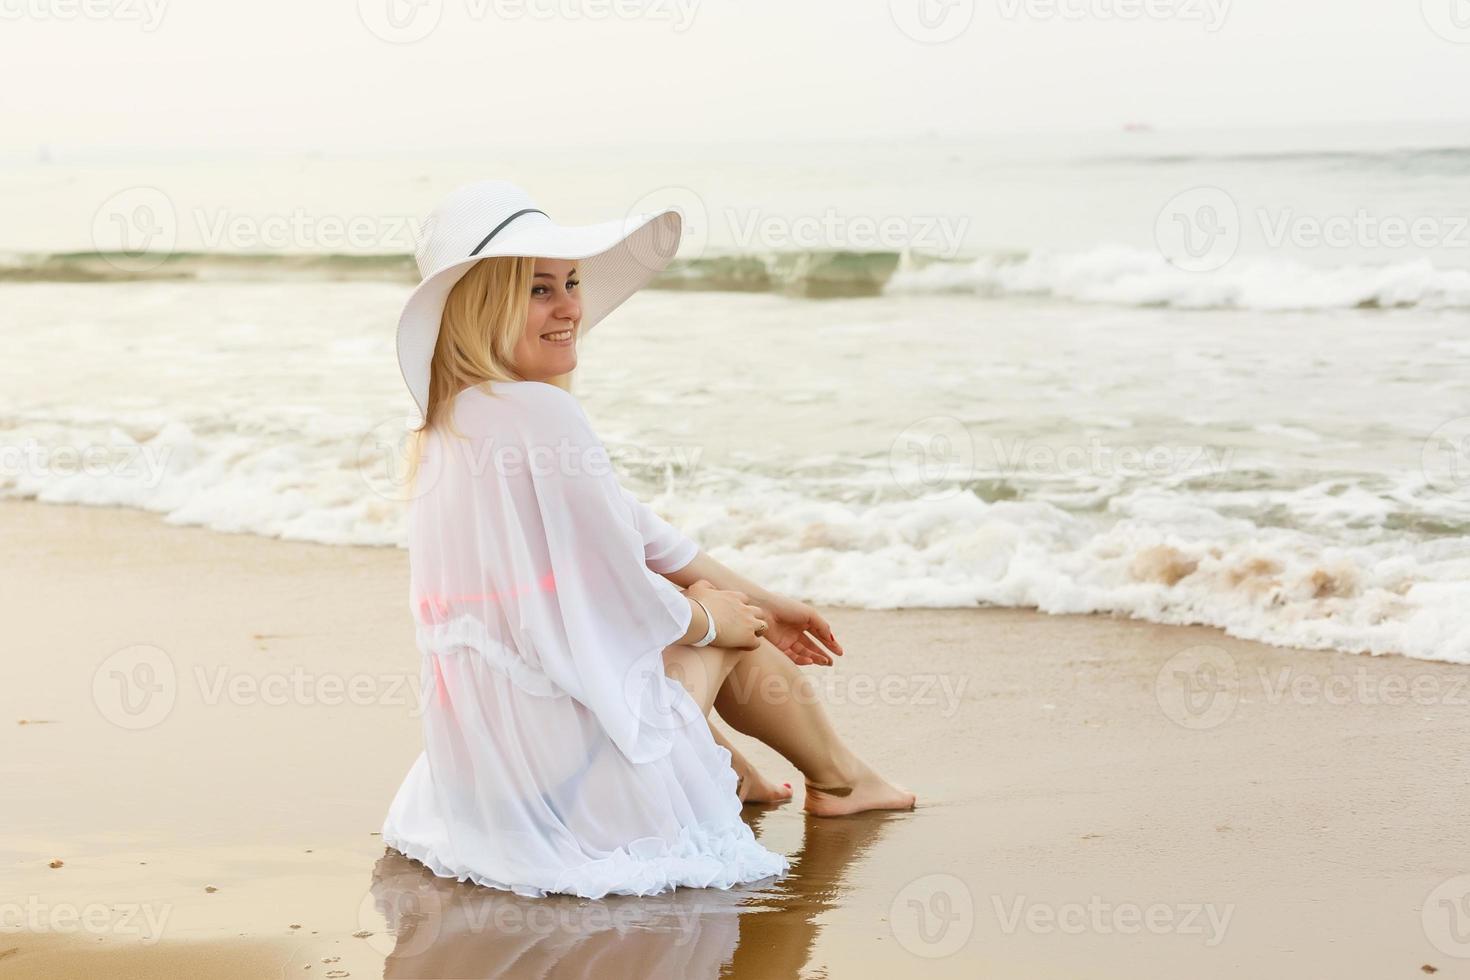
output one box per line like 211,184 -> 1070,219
396,179 -> 683,424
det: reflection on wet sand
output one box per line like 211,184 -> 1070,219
370,808 -> 899,979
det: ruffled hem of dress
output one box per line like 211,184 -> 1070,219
382,817 -> 791,900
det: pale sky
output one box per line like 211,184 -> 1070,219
2,0 -> 1469,152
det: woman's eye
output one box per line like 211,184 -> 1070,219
531,285 -> 547,296
566,279 -> 579,291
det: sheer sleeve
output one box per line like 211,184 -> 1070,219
617,484 -> 700,575
415,382 -> 703,766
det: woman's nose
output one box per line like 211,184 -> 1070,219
554,293 -> 581,322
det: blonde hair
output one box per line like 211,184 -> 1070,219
401,255 -> 575,490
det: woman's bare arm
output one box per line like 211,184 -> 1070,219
661,551 -> 844,665
661,550 -> 774,605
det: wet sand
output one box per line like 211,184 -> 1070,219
2,497 -> 1467,978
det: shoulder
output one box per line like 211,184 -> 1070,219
452,381 -> 594,440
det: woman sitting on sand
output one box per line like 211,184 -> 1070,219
381,180 -> 914,899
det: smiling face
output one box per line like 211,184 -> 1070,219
509,257 -> 582,382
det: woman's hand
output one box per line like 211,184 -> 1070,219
750,592 -> 845,667
686,580 -> 769,651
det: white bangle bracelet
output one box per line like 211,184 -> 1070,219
689,596 -> 717,647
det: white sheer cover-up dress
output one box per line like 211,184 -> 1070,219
381,380 -> 790,898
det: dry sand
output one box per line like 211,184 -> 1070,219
2,498 -> 1467,978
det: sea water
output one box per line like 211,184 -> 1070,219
3,125 -> 1468,662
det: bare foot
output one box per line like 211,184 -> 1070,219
734,765 -> 794,805
803,761 -> 915,817
713,725 -> 793,805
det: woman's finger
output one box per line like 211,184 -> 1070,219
794,637 -> 831,666
809,612 -> 843,656
800,628 -> 839,662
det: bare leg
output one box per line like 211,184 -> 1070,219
713,639 -> 916,817
708,721 -> 793,804
661,643 -> 739,717
661,643 -> 795,805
